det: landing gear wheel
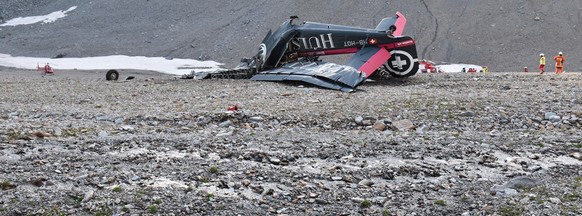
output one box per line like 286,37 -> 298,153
254,43 -> 267,73
387,25 -> 397,36
106,70 -> 119,81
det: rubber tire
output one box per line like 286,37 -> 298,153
388,25 -> 397,35
106,70 -> 119,81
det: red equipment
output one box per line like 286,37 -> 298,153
419,60 -> 439,73
227,105 -> 239,112
37,63 -> 54,75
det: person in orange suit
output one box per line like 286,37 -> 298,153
553,52 -> 566,74
539,53 -> 545,74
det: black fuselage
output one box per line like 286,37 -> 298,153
259,19 -> 417,70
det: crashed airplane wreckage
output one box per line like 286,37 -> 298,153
185,12 -> 419,92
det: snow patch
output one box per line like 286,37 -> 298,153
0,54 -> 223,75
437,64 -> 483,73
0,6 -> 77,27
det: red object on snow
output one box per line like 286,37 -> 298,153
468,68 -> 477,73
419,60 -> 438,73
227,105 -> 238,112
37,63 -> 54,74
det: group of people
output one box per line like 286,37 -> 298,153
539,52 -> 566,74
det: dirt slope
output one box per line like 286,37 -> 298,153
0,0 -> 580,71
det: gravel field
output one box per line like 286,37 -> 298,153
1,68 -> 582,215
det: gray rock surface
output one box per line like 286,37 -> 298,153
0,0 -> 581,71
491,176 -> 543,194
1,68 -> 581,215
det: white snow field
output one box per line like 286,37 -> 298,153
0,6 -> 77,27
0,54 -> 224,75
437,64 -> 484,73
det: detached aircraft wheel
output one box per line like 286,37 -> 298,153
106,70 -> 119,81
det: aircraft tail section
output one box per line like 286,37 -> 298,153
375,11 -> 407,36
374,36 -> 419,78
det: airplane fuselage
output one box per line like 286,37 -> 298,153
258,15 -> 418,78
291,22 -> 415,58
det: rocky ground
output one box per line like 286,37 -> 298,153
1,68 -> 582,215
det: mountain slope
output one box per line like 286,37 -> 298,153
0,0 -> 580,71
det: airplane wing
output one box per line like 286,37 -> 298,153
346,46 -> 391,77
251,61 -> 367,92
250,46 -> 393,91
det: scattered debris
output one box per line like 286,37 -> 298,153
227,105 -> 238,112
